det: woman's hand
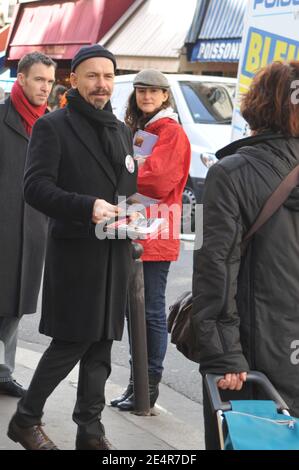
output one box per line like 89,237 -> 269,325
217,372 -> 247,391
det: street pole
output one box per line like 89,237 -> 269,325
129,242 -> 150,416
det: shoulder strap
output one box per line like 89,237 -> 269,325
242,164 -> 299,252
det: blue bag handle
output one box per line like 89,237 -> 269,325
205,371 -> 289,412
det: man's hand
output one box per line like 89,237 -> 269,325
92,199 -> 121,224
217,372 -> 247,391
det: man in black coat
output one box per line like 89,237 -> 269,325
0,52 -> 56,398
7,45 -> 137,451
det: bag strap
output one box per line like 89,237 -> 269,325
242,164 -> 299,252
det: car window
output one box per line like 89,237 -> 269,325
111,81 -> 134,121
179,81 -> 234,124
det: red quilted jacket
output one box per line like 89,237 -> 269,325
137,108 -> 191,261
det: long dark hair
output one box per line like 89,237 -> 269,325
125,89 -> 173,133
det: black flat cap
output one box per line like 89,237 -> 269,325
71,45 -> 117,72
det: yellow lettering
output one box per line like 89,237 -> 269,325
286,44 -> 297,61
245,32 -> 263,74
261,37 -> 271,68
273,41 -> 288,61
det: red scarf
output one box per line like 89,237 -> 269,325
10,81 -> 47,136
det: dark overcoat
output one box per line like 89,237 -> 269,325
24,105 -> 137,342
192,134 -> 299,415
0,98 -> 47,318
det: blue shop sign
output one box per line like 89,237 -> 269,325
191,39 -> 242,62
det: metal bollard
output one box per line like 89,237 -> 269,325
129,242 -> 150,416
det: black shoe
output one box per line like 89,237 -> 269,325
0,379 -> 26,398
117,393 -> 135,411
110,382 -> 133,407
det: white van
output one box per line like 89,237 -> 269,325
0,77 -> 15,103
111,74 -> 236,230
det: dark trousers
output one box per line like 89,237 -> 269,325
15,338 -> 112,438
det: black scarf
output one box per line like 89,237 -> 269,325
67,88 -> 125,179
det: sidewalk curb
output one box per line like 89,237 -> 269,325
9,346 -> 204,450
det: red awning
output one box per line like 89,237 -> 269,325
0,25 -> 10,51
7,0 -> 135,61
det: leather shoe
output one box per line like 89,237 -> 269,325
110,382 -> 133,407
7,416 -> 58,450
117,393 -> 135,411
76,435 -> 113,450
0,379 -> 26,398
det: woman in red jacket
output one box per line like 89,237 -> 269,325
112,69 -> 191,410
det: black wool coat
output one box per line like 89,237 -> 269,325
24,105 -> 137,342
0,98 -> 47,318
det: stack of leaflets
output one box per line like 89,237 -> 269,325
105,216 -> 167,240
105,192 -> 167,240
133,129 -> 158,160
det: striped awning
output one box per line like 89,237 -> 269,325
185,0 -> 209,44
199,0 -> 247,40
190,0 -> 247,63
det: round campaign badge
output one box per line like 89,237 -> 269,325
125,155 -> 135,174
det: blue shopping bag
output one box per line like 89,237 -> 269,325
224,401 -> 299,450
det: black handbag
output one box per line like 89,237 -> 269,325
167,291 -> 200,363
168,164 -> 299,363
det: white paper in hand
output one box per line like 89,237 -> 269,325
133,130 -> 158,158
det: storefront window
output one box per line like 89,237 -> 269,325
180,81 -> 234,124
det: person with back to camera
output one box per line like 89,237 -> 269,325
192,61 -> 299,449
111,69 -> 191,411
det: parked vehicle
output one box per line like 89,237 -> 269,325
111,74 -> 236,231
0,76 -> 15,103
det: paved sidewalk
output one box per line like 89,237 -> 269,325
0,345 -> 205,451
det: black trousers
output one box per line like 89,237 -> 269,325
15,338 -> 112,438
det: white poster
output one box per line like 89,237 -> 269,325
232,0 -> 299,141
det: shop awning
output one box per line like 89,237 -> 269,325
190,0 -> 247,63
6,0 -> 135,61
101,0 -> 197,73
0,25 -> 10,51
185,0 -> 209,45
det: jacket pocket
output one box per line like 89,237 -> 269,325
50,220 -> 92,239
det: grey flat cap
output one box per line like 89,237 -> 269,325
133,69 -> 170,89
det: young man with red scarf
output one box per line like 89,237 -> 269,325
0,52 -> 56,399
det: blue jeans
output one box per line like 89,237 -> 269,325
143,261 -> 170,376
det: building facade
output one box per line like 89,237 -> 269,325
184,0 -> 247,77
